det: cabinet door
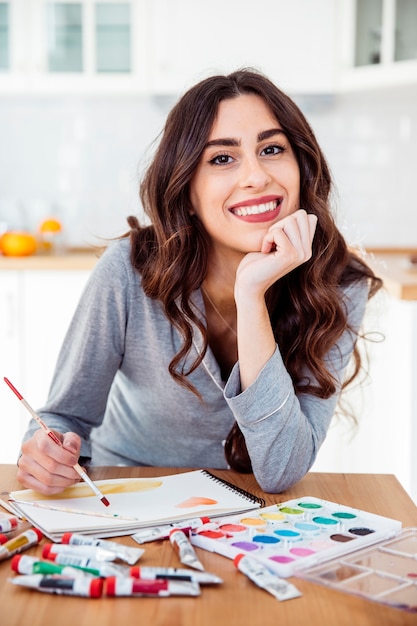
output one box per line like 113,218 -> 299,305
339,0 -> 417,90
148,0 -> 338,94
0,272 -> 25,463
21,270 -> 90,409
0,270 -> 90,464
0,0 -> 149,95
312,294 -> 417,504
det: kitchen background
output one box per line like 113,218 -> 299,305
1,1 -> 416,501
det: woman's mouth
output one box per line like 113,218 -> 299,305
229,198 -> 282,222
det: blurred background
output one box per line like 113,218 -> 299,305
1,0 -> 417,247
0,0 -> 416,501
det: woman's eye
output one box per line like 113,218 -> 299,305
261,144 -> 285,156
209,153 -> 233,166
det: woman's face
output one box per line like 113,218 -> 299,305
189,94 -> 300,260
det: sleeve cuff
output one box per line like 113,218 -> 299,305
223,346 -> 294,426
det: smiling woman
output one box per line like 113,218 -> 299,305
18,69 -> 382,497
190,95 -> 301,256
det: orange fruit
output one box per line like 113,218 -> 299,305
0,231 -> 37,256
39,218 -> 62,233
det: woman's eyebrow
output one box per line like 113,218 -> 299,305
258,128 -> 286,141
205,137 -> 239,148
204,128 -> 285,149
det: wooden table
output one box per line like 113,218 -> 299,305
1,466 -> 416,626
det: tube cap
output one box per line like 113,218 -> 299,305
61,533 -> 72,544
129,566 -> 140,578
0,533 -> 8,545
233,553 -> 245,567
31,528 -> 44,542
89,577 -> 104,598
106,576 -> 116,597
41,544 -> 53,559
11,554 -> 23,572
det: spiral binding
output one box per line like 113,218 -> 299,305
201,470 -> 266,507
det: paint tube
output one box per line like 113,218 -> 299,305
41,552 -> 129,577
12,555 -> 97,578
0,528 -> 43,561
105,576 -> 200,597
234,554 -> 302,601
61,532 -> 144,565
129,565 -> 222,585
9,574 -> 103,597
0,515 -> 19,533
169,529 -> 205,571
42,543 -> 117,562
41,552 -> 130,577
132,517 -> 211,544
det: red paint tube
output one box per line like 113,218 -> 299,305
106,576 -> 200,597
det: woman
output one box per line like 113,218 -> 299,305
18,69 -> 382,495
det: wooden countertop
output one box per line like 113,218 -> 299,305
0,249 -> 100,270
1,466 -> 416,626
367,250 -> 417,301
1,247 -> 417,301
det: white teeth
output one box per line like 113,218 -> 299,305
232,200 -> 278,217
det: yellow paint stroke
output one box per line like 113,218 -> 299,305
175,496 -> 218,509
240,517 -> 266,527
11,479 -> 163,502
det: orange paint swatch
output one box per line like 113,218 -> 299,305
175,496 -> 218,509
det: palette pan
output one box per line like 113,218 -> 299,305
190,496 -> 402,579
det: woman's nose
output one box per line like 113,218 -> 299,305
239,157 -> 271,189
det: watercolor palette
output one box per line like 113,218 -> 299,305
300,527 -> 417,612
189,496 -> 402,579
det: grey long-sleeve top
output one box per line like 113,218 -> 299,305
23,238 -> 369,493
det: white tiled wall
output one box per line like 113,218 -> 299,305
0,95 -> 170,245
310,85 -> 417,249
0,83 -> 416,248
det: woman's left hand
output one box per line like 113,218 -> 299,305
236,209 -> 318,296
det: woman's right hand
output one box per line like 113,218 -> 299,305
235,209 -> 318,298
17,429 -> 82,495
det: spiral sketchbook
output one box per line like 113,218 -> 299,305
5,470 -> 264,541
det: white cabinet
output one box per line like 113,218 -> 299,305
339,0 -> 417,91
2,0 -> 416,96
21,269 -> 90,412
0,272 -> 25,463
312,290 -> 417,504
147,0 -> 339,95
1,0 -> 341,95
0,268 -> 90,463
0,0 -> 149,94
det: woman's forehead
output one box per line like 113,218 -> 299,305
208,94 -> 280,140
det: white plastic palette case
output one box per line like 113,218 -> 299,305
300,527 -> 417,612
189,496 -> 417,610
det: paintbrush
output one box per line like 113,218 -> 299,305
4,377 -> 110,507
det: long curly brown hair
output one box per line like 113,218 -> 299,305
126,68 -> 382,473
